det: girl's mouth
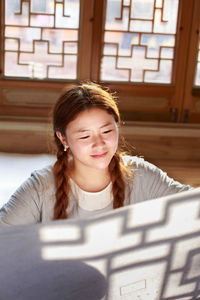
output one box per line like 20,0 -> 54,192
91,152 -> 107,158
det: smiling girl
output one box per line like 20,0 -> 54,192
0,82 -> 191,225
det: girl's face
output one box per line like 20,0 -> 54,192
64,108 -> 119,172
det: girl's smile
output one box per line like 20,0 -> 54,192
91,152 -> 108,159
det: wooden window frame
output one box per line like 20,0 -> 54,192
0,0 -> 199,124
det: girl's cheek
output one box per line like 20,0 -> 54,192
75,141 -> 91,149
108,133 -> 118,143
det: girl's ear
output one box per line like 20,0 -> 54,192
56,131 -> 68,147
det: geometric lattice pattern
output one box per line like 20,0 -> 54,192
101,0 -> 179,84
3,0 -> 79,80
40,189 -> 200,299
0,189 -> 200,300
41,190 -> 200,299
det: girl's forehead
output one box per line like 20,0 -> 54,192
74,108 -> 114,123
67,108 -> 116,132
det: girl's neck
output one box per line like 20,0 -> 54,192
70,163 -> 111,193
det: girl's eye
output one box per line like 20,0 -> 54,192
80,136 -> 89,140
103,129 -> 112,134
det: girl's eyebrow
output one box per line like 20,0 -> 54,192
100,122 -> 113,128
75,129 -> 90,133
74,122 -> 113,134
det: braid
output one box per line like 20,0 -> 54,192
109,153 -> 127,208
53,147 -> 70,220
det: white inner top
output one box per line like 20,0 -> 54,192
70,179 -> 113,211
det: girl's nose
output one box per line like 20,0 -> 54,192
92,135 -> 105,146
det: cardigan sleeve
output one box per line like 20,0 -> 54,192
0,170 -> 45,226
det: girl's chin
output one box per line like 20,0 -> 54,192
91,160 -> 111,170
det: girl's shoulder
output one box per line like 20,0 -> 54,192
31,164 -> 54,178
121,155 -> 164,177
121,155 -> 151,169
22,165 -> 55,191
28,164 -> 55,192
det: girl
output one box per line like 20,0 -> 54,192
0,82 -> 191,226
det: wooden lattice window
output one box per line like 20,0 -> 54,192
101,0 -> 179,84
3,0 -> 80,80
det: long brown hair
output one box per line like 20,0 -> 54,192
52,82 -> 131,220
